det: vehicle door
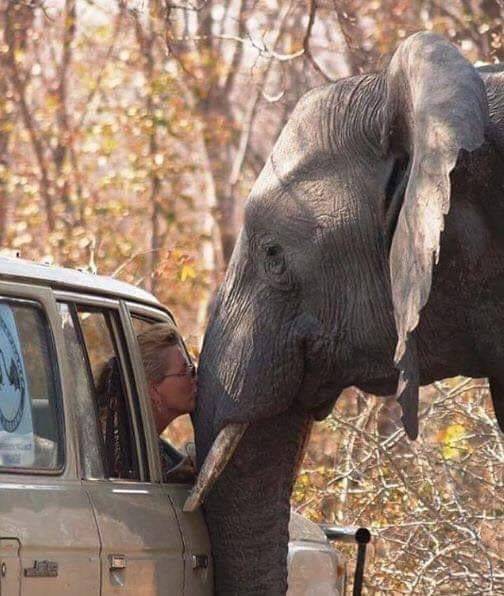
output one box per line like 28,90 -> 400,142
55,295 -> 185,595
0,281 -> 100,596
124,302 -> 213,596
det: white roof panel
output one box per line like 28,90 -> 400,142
0,256 -> 162,308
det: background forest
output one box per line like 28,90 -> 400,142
1,0 -> 503,592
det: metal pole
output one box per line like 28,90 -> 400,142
321,525 -> 371,596
353,542 -> 367,596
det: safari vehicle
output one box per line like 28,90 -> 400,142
0,255 -> 346,595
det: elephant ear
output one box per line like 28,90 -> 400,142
383,32 -> 488,439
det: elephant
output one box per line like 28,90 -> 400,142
188,31 -> 504,594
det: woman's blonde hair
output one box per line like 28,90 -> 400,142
137,323 -> 181,384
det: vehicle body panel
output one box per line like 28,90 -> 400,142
166,484 -> 214,595
84,480 -> 185,595
57,294 -> 187,595
0,539 -> 21,595
0,478 -> 101,595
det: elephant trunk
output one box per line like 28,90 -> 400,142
191,255 -> 318,592
198,405 -> 311,594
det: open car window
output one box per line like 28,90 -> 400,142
58,302 -> 145,481
77,305 -> 142,481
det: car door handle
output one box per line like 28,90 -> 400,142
109,554 -> 127,570
192,554 -> 208,570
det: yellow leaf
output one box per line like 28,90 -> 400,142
439,423 -> 469,460
180,264 -> 196,281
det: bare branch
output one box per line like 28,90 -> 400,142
302,0 -> 334,82
172,33 -> 304,62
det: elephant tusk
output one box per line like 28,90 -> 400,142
183,422 -> 248,512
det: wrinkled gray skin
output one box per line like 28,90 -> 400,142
194,32 -> 504,594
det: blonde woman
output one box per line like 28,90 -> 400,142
137,323 -> 197,480
137,323 -> 197,431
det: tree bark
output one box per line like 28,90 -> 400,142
0,1 -> 36,243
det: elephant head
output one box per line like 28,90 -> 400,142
190,32 -> 504,593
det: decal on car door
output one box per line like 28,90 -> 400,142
0,303 -> 34,467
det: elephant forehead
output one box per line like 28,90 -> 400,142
254,88 -> 336,191
245,172 -> 323,239
250,156 -> 330,203
249,147 -> 330,209
271,133 -> 326,181
244,78 -> 383,234
246,149 -> 370,235
272,122 -> 330,183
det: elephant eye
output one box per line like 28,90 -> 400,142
265,244 -> 281,258
264,243 -> 286,276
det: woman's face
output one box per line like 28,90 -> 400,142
149,344 -> 197,429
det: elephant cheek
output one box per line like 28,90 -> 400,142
291,319 -> 339,417
207,328 -> 305,432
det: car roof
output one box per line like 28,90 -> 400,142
0,256 -> 165,310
